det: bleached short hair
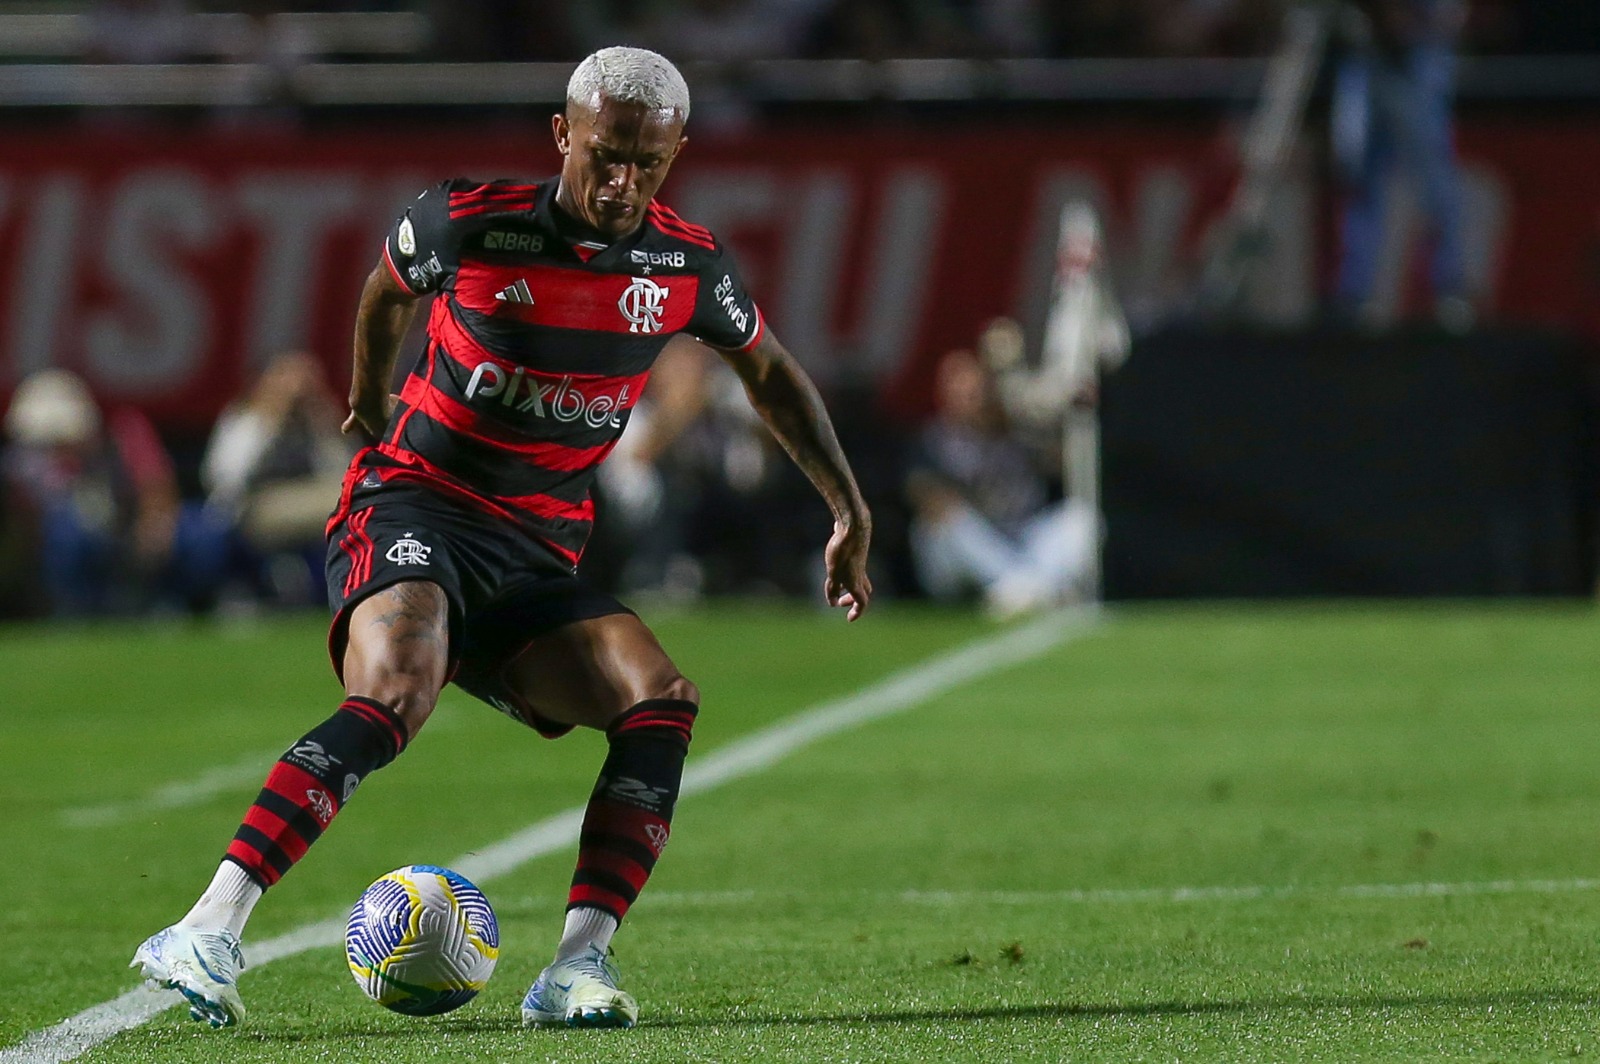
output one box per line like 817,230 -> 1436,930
567,46 -> 691,122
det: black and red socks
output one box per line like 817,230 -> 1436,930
566,698 -> 698,928
225,696 -> 408,888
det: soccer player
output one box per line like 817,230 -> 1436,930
131,45 -> 873,1031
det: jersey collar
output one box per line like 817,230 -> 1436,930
540,179 -> 651,267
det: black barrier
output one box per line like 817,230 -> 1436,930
1100,327 -> 1600,599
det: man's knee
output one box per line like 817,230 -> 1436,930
347,670 -> 440,741
653,673 -> 700,707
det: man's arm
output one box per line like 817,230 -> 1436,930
343,262 -> 421,443
711,328 -> 873,621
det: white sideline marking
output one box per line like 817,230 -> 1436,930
1,606 -> 1096,1064
60,748 -> 282,828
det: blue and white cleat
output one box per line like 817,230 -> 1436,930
520,945 -> 639,1029
130,925 -> 247,1028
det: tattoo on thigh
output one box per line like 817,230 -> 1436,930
368,583 -> 446,645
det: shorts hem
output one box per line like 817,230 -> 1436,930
326,573 -> 465,686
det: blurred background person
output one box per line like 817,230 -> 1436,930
594,342 -> 819,600
1332,0 -> 1471,329
905,347 -> 1098,618
201,351 -> 352,606
594,342 -> 713,599
3,369 -> 234,617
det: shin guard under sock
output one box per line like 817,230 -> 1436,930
225,697 -> 408,887
568,698 -> 698,921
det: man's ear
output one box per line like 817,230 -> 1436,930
552,112 -> 570,155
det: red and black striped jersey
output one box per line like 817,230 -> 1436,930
353,177 -> 765,570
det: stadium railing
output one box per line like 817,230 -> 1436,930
0,54 -> 1594,108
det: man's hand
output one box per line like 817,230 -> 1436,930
824,517 -> 873,622
342,393 -> 398,445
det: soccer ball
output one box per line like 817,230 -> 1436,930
345,864 -> 500,1015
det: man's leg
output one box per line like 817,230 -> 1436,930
500,613 -> 698,1029
1333,54 -> 1391,314
909,504 -> 1025,600
1013,499 -> 1100,604
131,581 -> 449,1027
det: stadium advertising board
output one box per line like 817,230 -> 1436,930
0,120 -> 1595,426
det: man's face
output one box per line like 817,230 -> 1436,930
553,94 -> 687,237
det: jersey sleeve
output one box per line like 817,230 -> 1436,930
382,182 -> 457,296
688,241 -> 764,352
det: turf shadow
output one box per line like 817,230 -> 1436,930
231,987 -> 1598,1042
646,986 -> 1599,1030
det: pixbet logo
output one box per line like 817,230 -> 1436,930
465,362 -> 629,428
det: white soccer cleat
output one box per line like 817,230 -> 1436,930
520,945 -> 639,1029
131,924 -> 247,1028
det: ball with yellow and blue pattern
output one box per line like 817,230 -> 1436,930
345,864 -> 500,1015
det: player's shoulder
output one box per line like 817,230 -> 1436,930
417,177 -> 545,223
641,199 -> 723,258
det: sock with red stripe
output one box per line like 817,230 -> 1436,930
223,696 -> 409,891
561,698 -> 697,953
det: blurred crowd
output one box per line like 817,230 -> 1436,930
0,319 -> 1104,622
0,353 -> 352,618
73,0 -> 1600,66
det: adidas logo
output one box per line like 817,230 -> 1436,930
494,279 -> 534,305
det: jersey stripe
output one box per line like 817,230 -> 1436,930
453,259 -> 699,335
385,340 -> 436,450
400,381 -> 622,472
432,341 -> 650,410
646,213 -> 716,250
648,202 -> 713,240
428,296 -> 659,384
450,184 -> 540,201
450,200 -> 537,220
452,182 -> 540,197
501,492 -> 596,523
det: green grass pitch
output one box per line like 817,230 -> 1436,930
4,601 -> 1600,1062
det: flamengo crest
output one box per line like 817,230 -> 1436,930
385,533 -> 432,566
618,276 -> 669,333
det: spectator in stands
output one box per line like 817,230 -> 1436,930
905,348 -> 1097,617
593,341 -> 818,598
3,369 -> 233,616
1332,0 -> 1471,329
202,351 -> 352,604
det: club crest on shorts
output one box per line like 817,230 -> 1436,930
386,532 -> 432,566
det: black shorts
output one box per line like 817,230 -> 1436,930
325,483 -> 632,738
